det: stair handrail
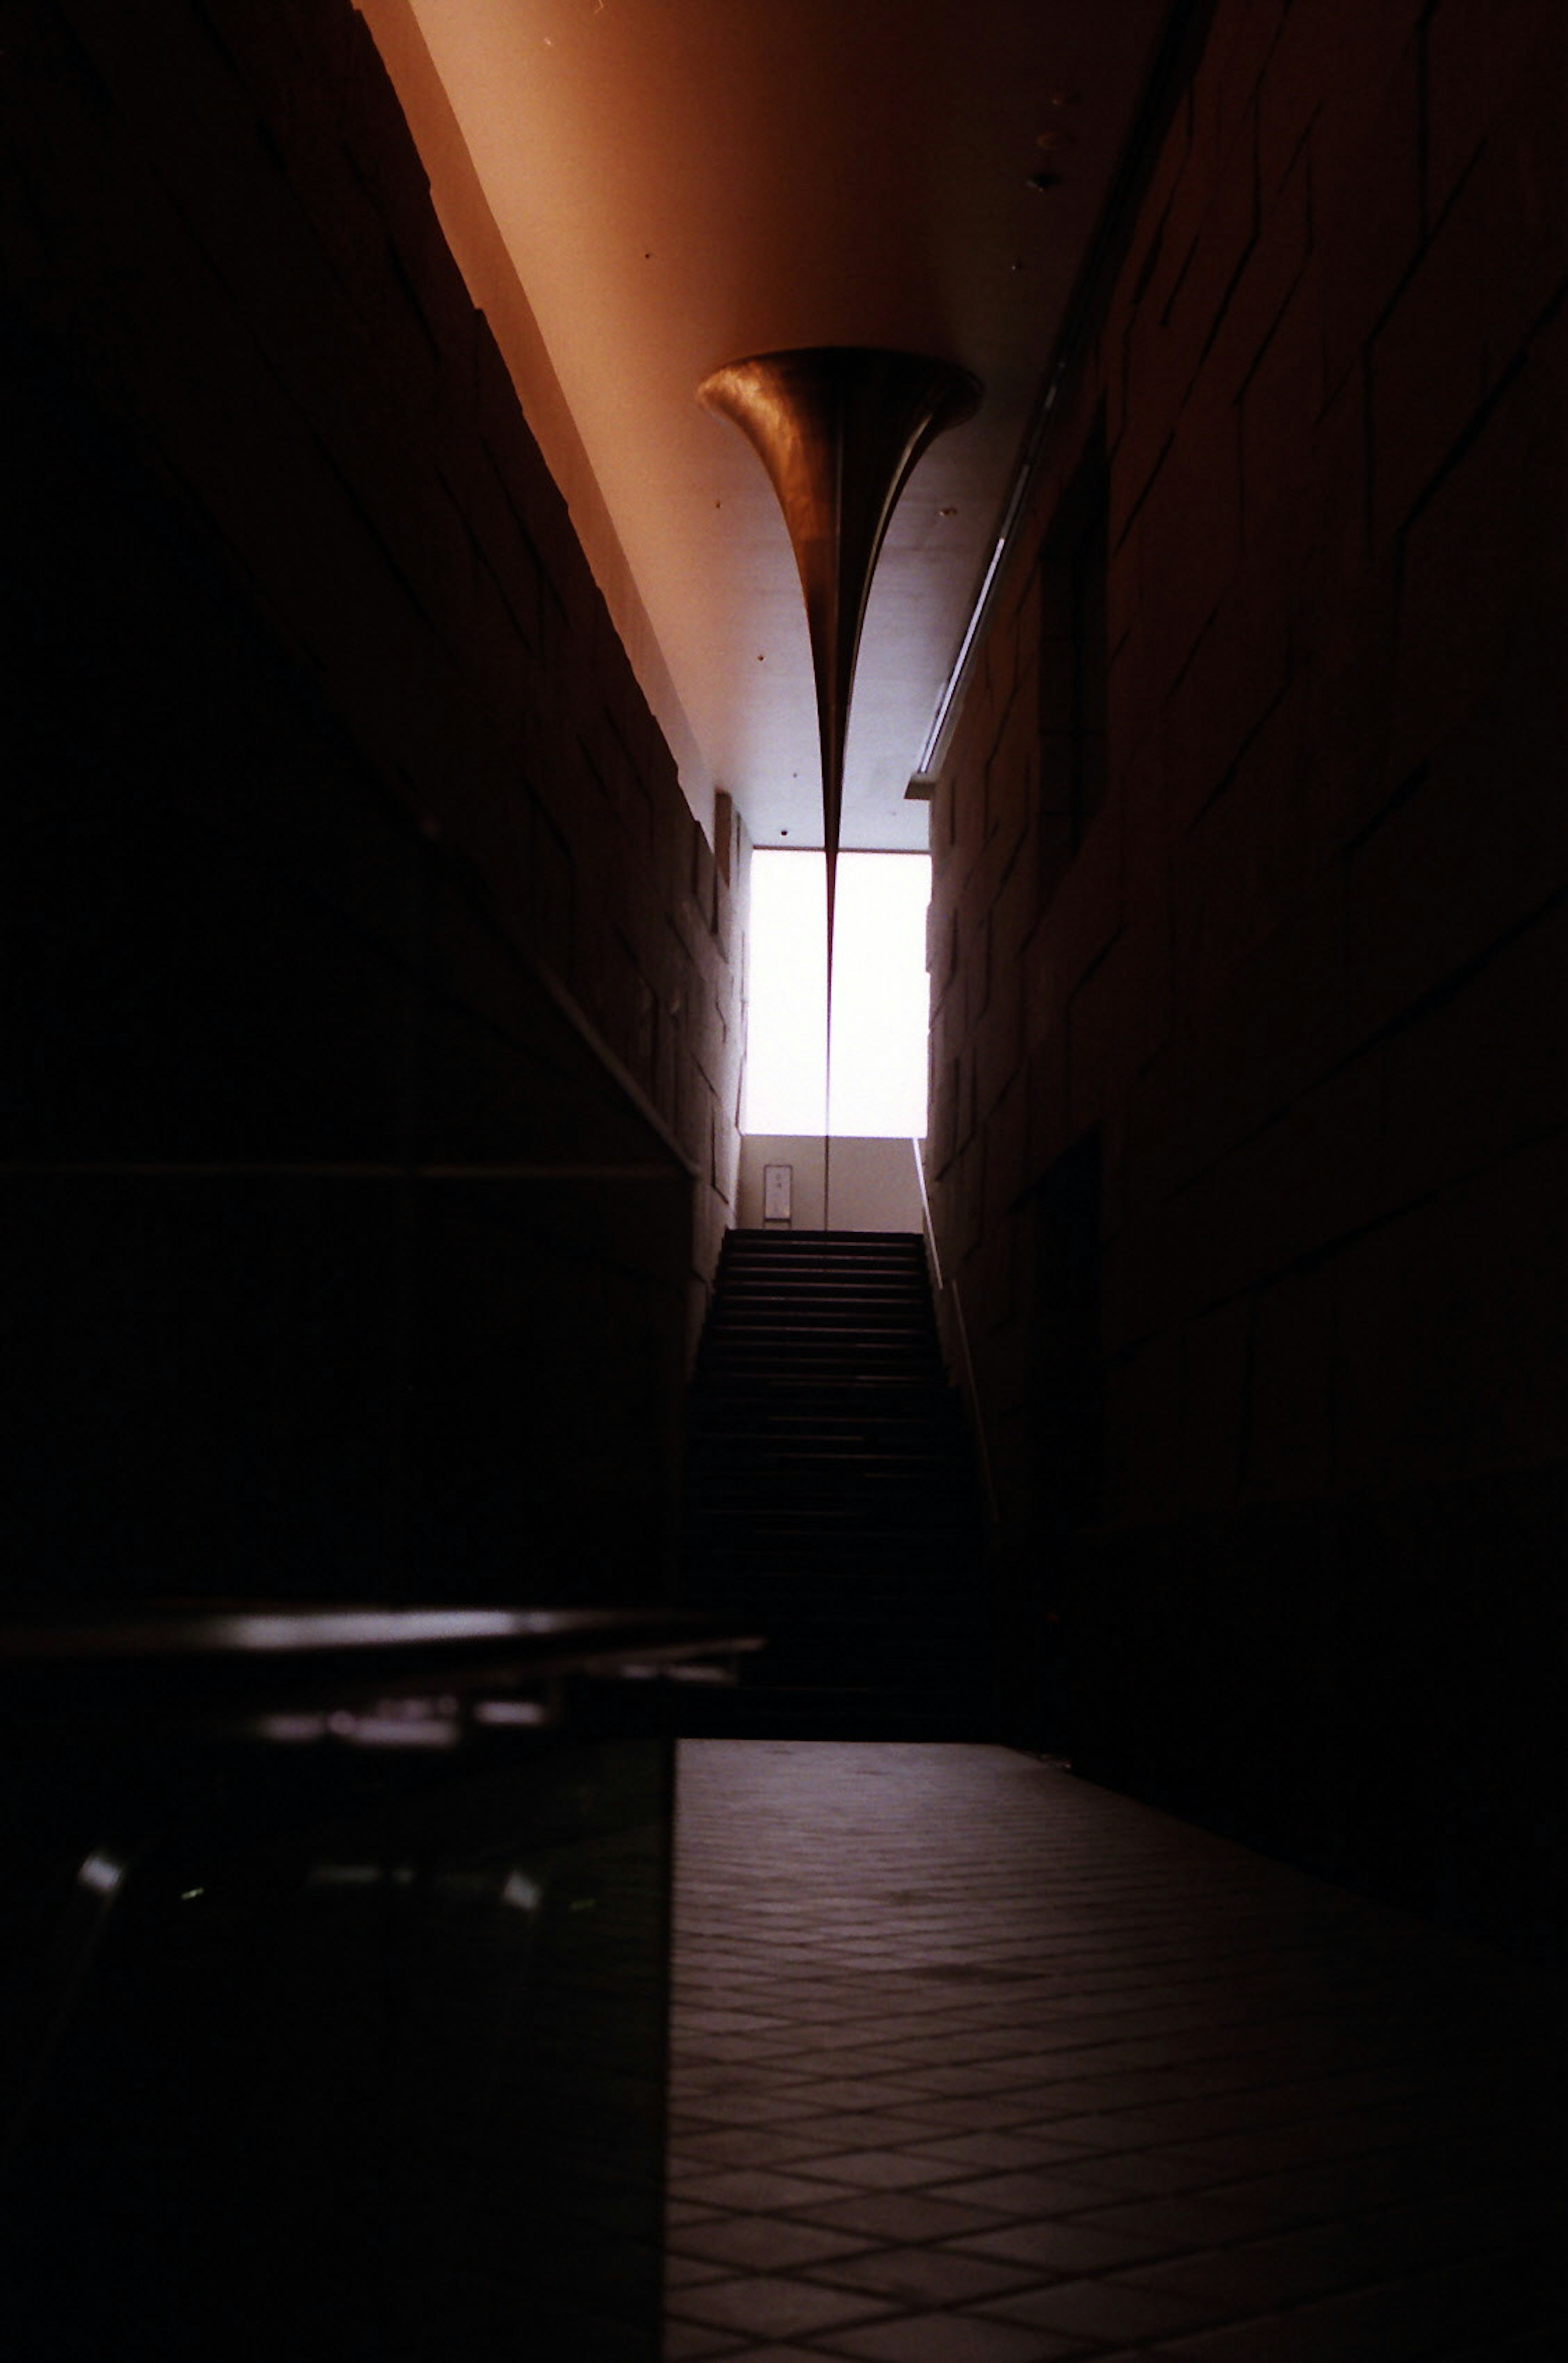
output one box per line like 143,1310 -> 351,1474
909,1139 -> 998,1531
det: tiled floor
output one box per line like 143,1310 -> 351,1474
663,1742 -> 1564,2361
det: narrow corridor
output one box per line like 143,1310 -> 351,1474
664,1742 -> 1563,2361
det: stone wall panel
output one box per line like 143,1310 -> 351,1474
925,0 -> 1565,1947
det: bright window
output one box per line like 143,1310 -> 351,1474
743,851 -> 930,1137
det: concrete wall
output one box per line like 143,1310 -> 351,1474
927,0 -> 1566,1951
0,0 -> 745,1605
736,1138 -> 925,1234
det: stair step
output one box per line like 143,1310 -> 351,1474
684,1227 -> 993,1742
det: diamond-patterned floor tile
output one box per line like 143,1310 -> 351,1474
817,2309 -> 1074,2360
666,2273 -> 895,2339
665,1742 -> 1565,2363
671,2218 -> 875,2274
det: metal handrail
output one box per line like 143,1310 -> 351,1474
910,1139 -> 999,1531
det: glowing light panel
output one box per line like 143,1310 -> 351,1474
744,851 -> 930,1137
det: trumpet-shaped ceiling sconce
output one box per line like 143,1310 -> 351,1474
698,348 -> 980,950
700,347 -> 978,1217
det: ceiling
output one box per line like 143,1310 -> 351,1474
362,0 -> 1171,852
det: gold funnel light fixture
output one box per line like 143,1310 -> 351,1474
698,349 -> 980,1198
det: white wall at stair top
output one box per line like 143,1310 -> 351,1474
737,1138 -> 924,1234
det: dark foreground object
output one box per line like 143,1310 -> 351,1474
0,1607 -> 748,2363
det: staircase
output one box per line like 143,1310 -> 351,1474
680,1229 -> 995,1737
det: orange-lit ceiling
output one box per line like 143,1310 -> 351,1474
359,0 -> 1172,852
